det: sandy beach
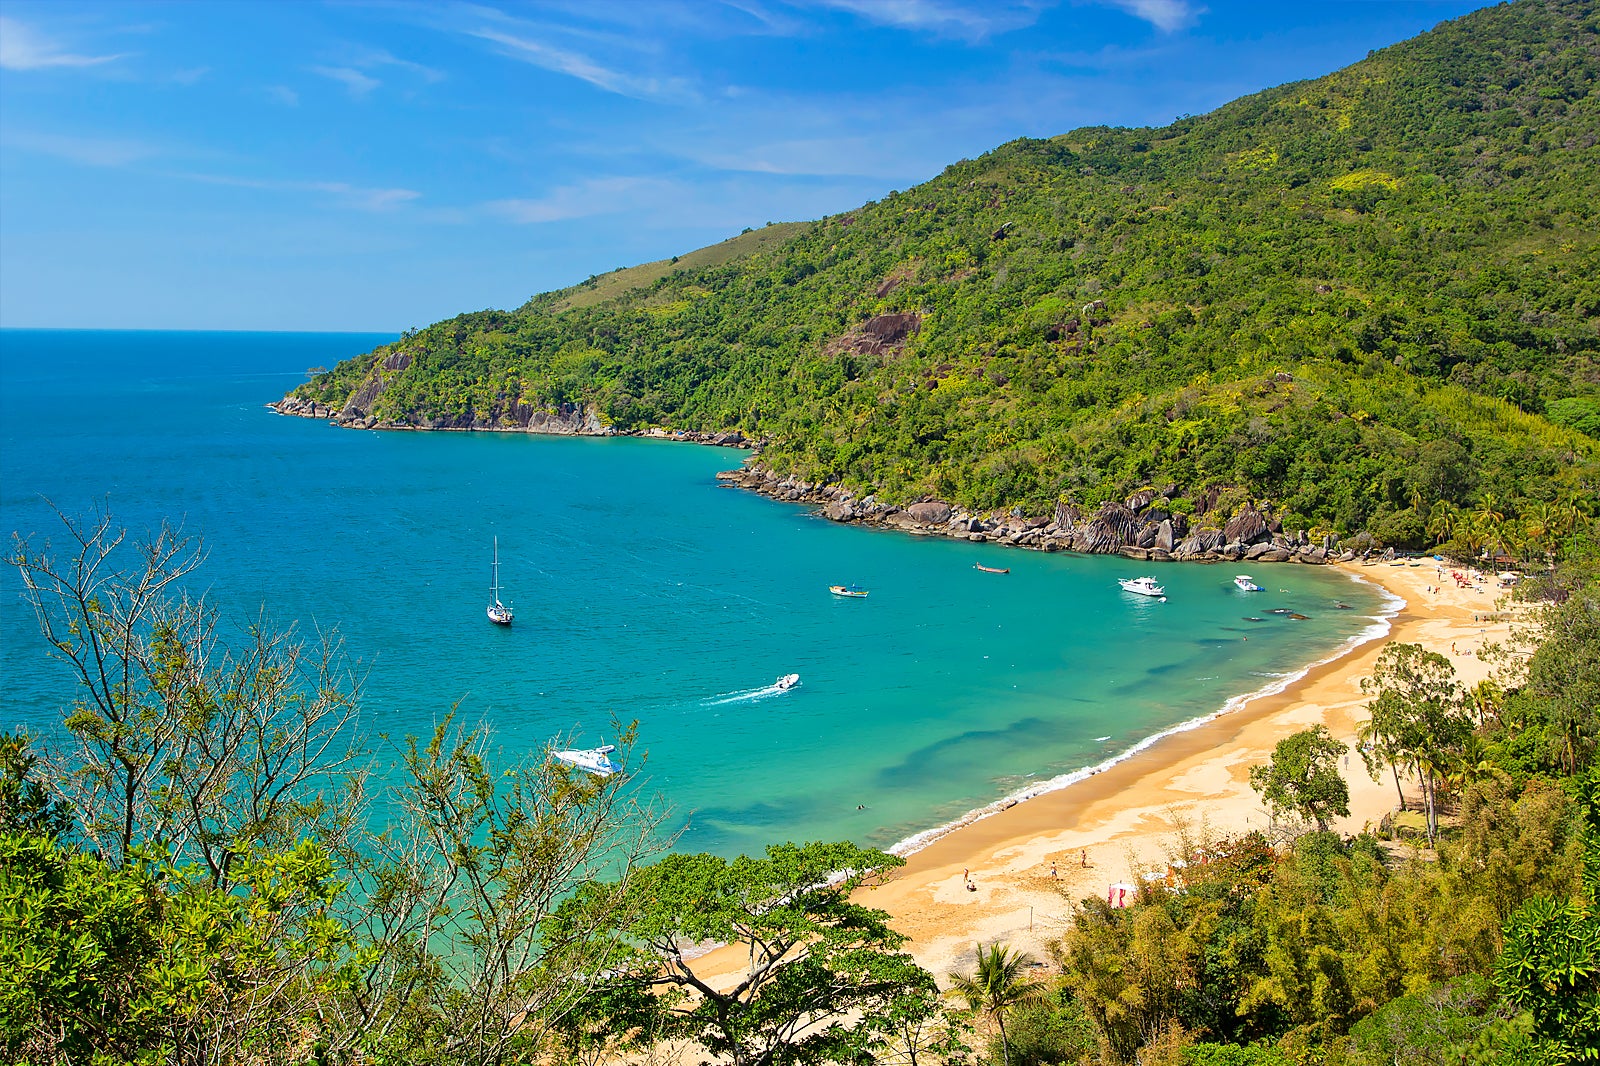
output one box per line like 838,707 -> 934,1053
697,556 -> 1520,984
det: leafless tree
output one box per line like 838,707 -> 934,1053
9,501 -> 370,887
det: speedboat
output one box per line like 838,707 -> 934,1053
1234,574 -> 1263,592
829,584 -> 869,597
1118,576 -> 1166,599
775,673 -> 800,690
551,744 -> 621,777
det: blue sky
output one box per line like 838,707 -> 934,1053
1,1 -> 1492,332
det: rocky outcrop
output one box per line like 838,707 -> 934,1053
826,312 -> 923,357
1223,506 -> 1270,545
715,465 -> 1344,567
271,392 -> 758,449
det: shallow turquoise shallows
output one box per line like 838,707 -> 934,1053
0,330 -> 1390,857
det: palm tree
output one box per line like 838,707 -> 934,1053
1474,492 -> 1504,529
1426,500 -> 1459,547
947,941 -> 1048,1066
1523,501 -> 1556,547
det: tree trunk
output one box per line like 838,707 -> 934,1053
1424,772 -> 1437,846
1390,762 -> 1406,811
996,1012 -> 1012,1066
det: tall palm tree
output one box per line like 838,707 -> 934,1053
947,941 -> 1048,1066
1427,500 -> 1459,547
1474,492 -> 1504,529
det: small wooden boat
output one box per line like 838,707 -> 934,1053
974,563 -> 1010,574
829,584 -> 869,598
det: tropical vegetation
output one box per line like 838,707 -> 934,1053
287,0 -> 1599,552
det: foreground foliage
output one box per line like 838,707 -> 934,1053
556,841 -> 946,1066
1,510 -> 942,1064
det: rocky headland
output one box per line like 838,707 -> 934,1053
271,395 -> 755,448
717,462 -> 1371,566
271,397 -> 1377,566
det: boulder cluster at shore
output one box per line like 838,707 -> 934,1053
719,463 -> 1364,566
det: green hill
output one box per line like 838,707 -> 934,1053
286,0 -> 1600,549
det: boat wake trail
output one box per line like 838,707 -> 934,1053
703,684 -> 790,706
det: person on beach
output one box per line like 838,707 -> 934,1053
1081,850 -> 1088,868
1050,862 -> 1057,878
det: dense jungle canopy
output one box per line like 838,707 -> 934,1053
288,0 -> 1600,547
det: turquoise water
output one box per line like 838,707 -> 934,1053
0,330 -> 1389,857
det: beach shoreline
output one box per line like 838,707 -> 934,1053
694,555 -> 1518,983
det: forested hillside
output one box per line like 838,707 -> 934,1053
287,0 -> 1600,547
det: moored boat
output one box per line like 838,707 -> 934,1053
974,563 -> 1010,574
829,584 -> 869,597
1234,574 -> 1263,592
487,537 -> 513,626
552,744 -> 621,777
1118,576 -> 1166,599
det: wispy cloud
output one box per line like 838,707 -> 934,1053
466,26 -> 694,101
0,16 -> 129,71
177,172 -> 422,211
5,125 -> 417,211
4,130 -> 158,167
312,65 -> 382,97
1102,0 -> 1201,33
689,136 -> 900,179
486,177 -> 675,223
808,0 -> 1038,41
354,46 -> 445,83
265,85 -> 300,106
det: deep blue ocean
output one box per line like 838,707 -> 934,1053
0,330 -> 1390,857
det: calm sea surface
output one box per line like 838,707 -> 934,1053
0,330 -> 1389,857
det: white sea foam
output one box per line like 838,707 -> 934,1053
887,576 -> 1403,859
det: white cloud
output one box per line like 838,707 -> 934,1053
266,84 -> 300,106
0,16 -> 129,70
486,177 -> 675,223
312,65 -> 381,97
1102,0 -> 1201,33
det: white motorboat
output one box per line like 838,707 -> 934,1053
775,673 -> 800,690
1118,576 -> 1166,599
1234,574 -> 1263,592
487,537 -> 513,626
552,744 -> 621,777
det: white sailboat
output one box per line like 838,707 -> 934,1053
487,537 -> 513,626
